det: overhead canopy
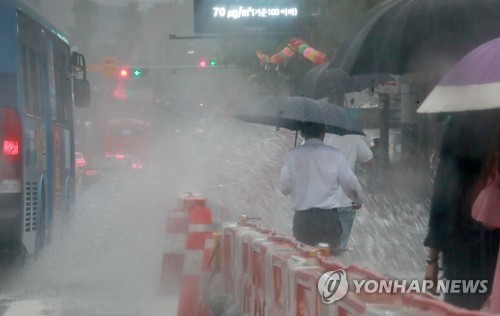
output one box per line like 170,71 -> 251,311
331,0 -> 500,76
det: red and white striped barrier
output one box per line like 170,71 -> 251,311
264,237 -> 298,316
166,197 -> 496,316
177,206 -> 217,316
286,256 -> 325,316
209,220 -> 497,316
249,236 -> 272,316
161,195 -> 206,294
221,223 -> 243,300
161,209 -> 189,293
236,230 -> 265,314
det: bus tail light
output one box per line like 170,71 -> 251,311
2,108 -> 21,157
1,107 -> 22,193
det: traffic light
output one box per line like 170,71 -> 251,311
118,67 -> 148,78
119,68 -> 129,78
199,59 -> 208,68
132,68 -> 148,77
198,59 -> 217,68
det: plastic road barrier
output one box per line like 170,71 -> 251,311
177,206 -> 217,316
161,195 -> 204,293
166,196 -> 498,316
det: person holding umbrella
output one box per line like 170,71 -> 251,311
418,37 -> 500,309
324,133 -> 373,250
471,127 -> 500,313
423,112 -> 499,309
233,96 -> 367,251
279,122 -> 364,252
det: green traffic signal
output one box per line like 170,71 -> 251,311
209,59 -> 217,67
132,68 -> 148,77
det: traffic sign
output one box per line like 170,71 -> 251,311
376,81 -> 399,94
194,0 -> 301,34
102,57 -> 117,79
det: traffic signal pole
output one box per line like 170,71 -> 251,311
168,32 -> 299,40
119,65 -> 237,69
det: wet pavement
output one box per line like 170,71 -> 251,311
0,115 -> 431,314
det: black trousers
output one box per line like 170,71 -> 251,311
292,208 -> 342,250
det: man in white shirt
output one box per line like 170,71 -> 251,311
279,122 -> 365,251
324,134 -> 373,250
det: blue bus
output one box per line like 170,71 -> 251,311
0,0 -> 90,259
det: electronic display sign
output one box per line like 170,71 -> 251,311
194,0 -> 302,34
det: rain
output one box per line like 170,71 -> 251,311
0,0 -> 499,315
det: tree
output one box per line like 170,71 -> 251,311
68,0 -> 99,54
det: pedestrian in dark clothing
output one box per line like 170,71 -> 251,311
367,138 -> 389,190
424,110 -> 500,310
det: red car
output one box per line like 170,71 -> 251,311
75,152 -> 88,169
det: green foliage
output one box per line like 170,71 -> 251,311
68,0 -> 99,54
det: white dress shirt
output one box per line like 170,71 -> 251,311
323,134 -> 373,207
279,138 -> 364,211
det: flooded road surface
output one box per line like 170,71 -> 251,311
0,116 -> 429,314
0,297 -> 177,315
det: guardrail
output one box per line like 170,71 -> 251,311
162,195 -> 494,316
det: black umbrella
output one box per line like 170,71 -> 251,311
331,0 -> 500,76
233,96 -> 365,137
295,62 -> 395,99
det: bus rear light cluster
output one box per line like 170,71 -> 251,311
1,108 -> 21,158
3,140 -> 19,156
0,107 -> 22,193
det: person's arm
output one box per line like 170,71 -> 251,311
427,248 -> 440,262
423,148 -> 460,295
279,154 -> 292,196
357,137 -> 374,166
424,153 -> 459,252
424,248 -> 440,295
337,154 -> 364,206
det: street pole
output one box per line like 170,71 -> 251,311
399,81 -> 417,163
379,93 -> 391,163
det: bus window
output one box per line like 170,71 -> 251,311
54,50 -> 71,123
110,126 -> 146,137
19,10 -> 44,117
21,46 -> 44,117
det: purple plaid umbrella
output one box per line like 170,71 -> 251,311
418,37 -> 500,113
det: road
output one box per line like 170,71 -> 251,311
0,115 -> 429,314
